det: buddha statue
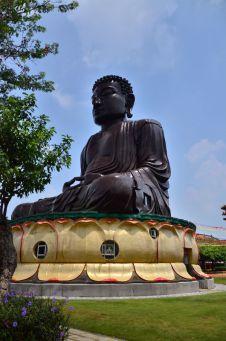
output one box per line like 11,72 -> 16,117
12,75 -> 171,219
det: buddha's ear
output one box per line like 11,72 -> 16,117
126,93 -> 135,109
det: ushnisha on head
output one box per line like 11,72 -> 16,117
92,75 -> 135,125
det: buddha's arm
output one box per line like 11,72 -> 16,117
83,120 -> 170,187
62,143 -> 88,192
104,120 -> 170,200
62,137 -> 104,190
129,119 -> 170,195
62,176 -> 84,192
136,119 -> 170,179
97,120 -> 170,182
80,140 -> 104,184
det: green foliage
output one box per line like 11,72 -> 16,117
199,245 -> 226,262
0,0 -> 79,95
214,264 -> 226,271
0,94 -> 73,200
0,1 -> 78,219
0,291 -> 73,340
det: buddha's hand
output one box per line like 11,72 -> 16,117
84,173 -> 103,185
62,176 -> 84,192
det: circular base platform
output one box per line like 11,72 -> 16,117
11,212 -> 200,283
10,279 -> 215,298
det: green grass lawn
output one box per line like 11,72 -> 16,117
214,277 -> 226,285
67,292 -> 226,341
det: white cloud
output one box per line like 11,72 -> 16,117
186,139 -> 226,163
68,0 -> 178,70
195,156 -> 226,189
52,86 -> 74,108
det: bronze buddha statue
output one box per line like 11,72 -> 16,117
12,75 -> 171,219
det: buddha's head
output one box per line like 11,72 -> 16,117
92,75 -> 135,125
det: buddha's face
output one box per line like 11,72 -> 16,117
92,81 -> 127,125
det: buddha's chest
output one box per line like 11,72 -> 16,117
86,131 -> 115,164
85,127 -> 136,168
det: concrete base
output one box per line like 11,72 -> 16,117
199,278 -> 215,289
9,280 -> 213,298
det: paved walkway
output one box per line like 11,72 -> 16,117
67,328 -> 122,341
210,272 -> 226,278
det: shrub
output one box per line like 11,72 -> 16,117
199,245 -> 226,262
214,264 -> 226,271
0,291 -> 72,340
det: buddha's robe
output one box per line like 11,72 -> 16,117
12,119 -> 171,219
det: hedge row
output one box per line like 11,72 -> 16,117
199,245 -> 226,262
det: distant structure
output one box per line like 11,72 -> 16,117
221,205 -> 226,221
196,233 -> 226,246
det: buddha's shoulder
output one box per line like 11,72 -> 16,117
87,130 -> 102,141
132,119 -> 162,129
82,132 -> 100,150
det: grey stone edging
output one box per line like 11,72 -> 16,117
67,328 -> 123,341
9,279 -> 218,299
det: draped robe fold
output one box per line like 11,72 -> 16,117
12,119 -> 171,219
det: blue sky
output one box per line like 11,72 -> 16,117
9,0 -> 226,238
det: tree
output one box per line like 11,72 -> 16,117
221,205 -> 226,221
199,245 -> 226,271
0,0 -> 78,293
0,0 -> 78,95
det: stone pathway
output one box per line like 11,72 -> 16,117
210,272 -> 226,278
67,328 -> 122,341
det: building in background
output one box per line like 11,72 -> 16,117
196,233 -> 226,272
196,234 -> 226,246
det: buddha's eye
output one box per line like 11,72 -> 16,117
101,88 -> 115,96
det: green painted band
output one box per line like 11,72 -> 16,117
9,211 -> 196,231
